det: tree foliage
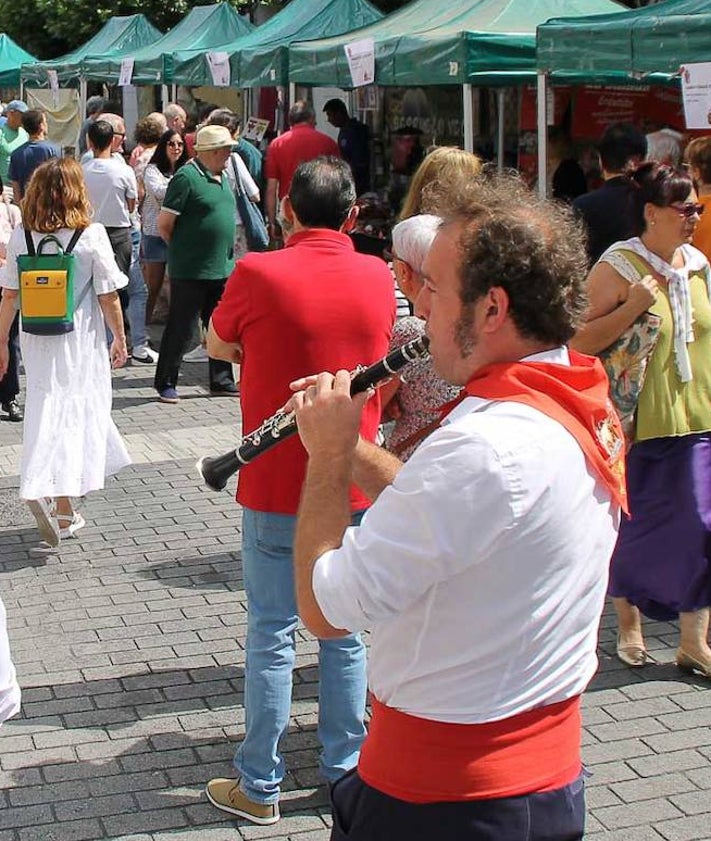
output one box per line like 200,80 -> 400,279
0,0 -> 663,61
0,0 -> 253,59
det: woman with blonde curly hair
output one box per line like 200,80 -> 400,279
0,158 -> 130,552
398,146 -> 483,221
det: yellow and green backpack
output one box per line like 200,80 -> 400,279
17,229 -> 87,335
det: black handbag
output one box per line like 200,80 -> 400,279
231,156 -> 269,252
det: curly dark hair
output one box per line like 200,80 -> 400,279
445,172 -> 589,346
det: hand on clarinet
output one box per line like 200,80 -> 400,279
289,370 -> 370,459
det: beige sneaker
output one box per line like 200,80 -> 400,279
205,778 -> 280,826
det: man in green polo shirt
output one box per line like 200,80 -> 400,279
0,101 -> 29,184
155,124 -> 238,403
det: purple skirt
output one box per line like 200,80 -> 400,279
609,433 -> 711,621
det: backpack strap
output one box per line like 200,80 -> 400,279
74,277 -> 94,309
64,228 -> 83,255
24,228 -> 35,257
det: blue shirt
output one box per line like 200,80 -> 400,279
8,140 -> 61,197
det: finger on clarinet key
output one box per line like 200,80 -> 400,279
289,373 -> 321,392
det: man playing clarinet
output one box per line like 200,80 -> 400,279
290,174 -> 625,840
205,156 -> 395,826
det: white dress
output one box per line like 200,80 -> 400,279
3,223 -> 131,499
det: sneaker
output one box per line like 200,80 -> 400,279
183,345 -> 209,363
158,387 -> 180,404
131,345 -> 159,364
205,778 -> 279,826
1,400 -> 23,422
26,499 -> 60,547
209,384 -> 239,397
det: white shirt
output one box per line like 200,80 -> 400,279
141,163 -> 171,238
82,157 -> 137,228
313,348 -> 620,724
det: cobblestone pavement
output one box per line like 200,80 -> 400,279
1,358 -> 711,841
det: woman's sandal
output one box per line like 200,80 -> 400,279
616,635 -> 654,668
56,512 -> 86,540
25,499 -> 60,547
676,650 -> 711,679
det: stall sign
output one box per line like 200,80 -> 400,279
345,38 -> 375,88
571,86 -> 649,138
680,62 -> 711,129
206,52 -> 230,87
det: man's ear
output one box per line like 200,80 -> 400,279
281,196 -> 296,225
341,204 -> 359,234
398,263 -> 421,304
481,286 -> 510,333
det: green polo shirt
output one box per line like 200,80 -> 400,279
162,158 -> 236,280
0,124 -> 28,182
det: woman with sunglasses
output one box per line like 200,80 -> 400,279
572,161 -> 711,676
142,130 -> 188,323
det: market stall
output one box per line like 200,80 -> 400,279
81,4 -> 253,87
20,14 -> 162,87
535,0 -> 711,194
169,0 -> 382,89
0,34 -> 35,88
288,0 -> 625,155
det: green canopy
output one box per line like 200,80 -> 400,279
0,33 -> 36,87
21,14 -> 162,86
538,0 -> 711,83
171,0 -> 383,88
289,0 -> 625,88
82,4 -> 253,85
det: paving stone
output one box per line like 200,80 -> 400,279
611,773 -> 699,804
627,750 -> 709,778
595,799 -> 683,830
17,819 -> 104,841
656,814 -> 711,841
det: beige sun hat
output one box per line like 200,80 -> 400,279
194,124 -> 233,151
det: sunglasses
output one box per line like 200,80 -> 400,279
669,202 -> 704,218
167,141 -> 184,148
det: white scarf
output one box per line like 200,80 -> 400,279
599,237 -> 711,383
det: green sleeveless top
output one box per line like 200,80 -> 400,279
616,250 -> 711,441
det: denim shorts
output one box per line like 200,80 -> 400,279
142,233 -> 168,263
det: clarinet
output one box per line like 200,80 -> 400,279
197,335 -> 430,491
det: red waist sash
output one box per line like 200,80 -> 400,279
358,695 -> 581,803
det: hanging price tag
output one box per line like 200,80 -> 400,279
206,52 -> 230,87
344,38 -> 375,88
119,58 -> 134,87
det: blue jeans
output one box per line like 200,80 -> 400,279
235,508 -> 367,804
126,229 -> 148,350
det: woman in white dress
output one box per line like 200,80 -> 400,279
0,158 -> 131,550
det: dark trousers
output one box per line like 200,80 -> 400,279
105,226 -> 133,311
329,769 -> 586,841
0,313 -> 19,405
154,276 -> 234,392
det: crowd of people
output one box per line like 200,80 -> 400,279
0,95 -> 710,841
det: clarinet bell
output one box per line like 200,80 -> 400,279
196,451 -> 240,492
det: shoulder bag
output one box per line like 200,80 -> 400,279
231,156 -> 269,252
597,253 -> 662,443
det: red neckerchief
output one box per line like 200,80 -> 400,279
444,351 -> 628,514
